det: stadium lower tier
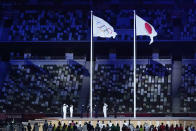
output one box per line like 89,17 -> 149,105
0,59 -> 196,114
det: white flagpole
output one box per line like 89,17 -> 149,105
90,10 -> 93,118
133,10 -> 136,118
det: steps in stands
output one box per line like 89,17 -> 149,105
172,61 -> 182,113
77,62 -> 90,113
0,61 -> 10,88
0,20 -> 4,40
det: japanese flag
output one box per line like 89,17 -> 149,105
136,15 -> 157,44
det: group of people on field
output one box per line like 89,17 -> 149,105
63,103 -> 108,119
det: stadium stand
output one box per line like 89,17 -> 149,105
0,58 -> 174,114
8,9 -> 88,41
93,59 -> 172,114
1,8 -> 195,41
180,60 -> 196,112
180,9 -> 196,40
0,60 -> 85,114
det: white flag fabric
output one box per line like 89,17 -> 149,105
93,15 -> 117,38
136,15 -> 157,44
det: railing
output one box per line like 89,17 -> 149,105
0,113 -> 196,120
10,56 -> 86,60
9,56 -> 172,61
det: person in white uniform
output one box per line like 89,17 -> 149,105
63,104 -> 68,119
70,105 -> 73,118
103,103 -> 108,118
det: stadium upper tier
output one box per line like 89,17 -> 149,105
1,9 -> 196,42
0,0 -> 194,6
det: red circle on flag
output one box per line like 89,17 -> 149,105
145,23 -> 152,34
